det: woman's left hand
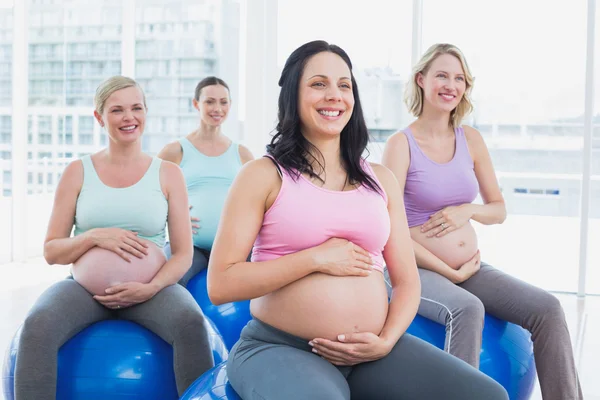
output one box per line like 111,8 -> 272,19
421,204 -> 474,238
94,282 -> 160,309
309,332 -> 393,366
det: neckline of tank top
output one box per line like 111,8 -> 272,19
88,155 -> 156,191
183,137 -> 235,159
404,126 -> 460,167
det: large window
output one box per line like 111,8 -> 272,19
0,3 -> 12,263
586,8 -> 600,295
423,0 -> 587,293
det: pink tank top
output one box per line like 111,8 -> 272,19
251,158 -> 390,273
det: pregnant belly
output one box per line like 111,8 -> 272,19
251,272 -> 389,341
72,240 -> 166,296
189,188 -> 228,249
410,222 -> 478,269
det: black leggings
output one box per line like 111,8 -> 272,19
227,317 -> 508,400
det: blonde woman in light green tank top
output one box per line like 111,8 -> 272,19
158,76 -> 253,287
14,76 -> 214,398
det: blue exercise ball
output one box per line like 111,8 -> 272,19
180,362 -> 241,400
3,319 -> 228,400
187,269 -> 252,350
406,313 -> 537,400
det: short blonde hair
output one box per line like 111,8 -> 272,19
94,76 -> 147,115
405,43 -> 474,128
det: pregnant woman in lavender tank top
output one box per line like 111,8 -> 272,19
382,43 -> 582,400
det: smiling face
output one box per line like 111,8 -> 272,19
418,53 -> 467,114
94,86 -> 146,144
193,84 -> 230,127
298,51 -> 354,138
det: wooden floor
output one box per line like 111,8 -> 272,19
1,258 -> 599,399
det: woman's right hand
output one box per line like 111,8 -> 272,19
453,250 -> 481,284
312,238 -> 374,277
190,205 -> 200,234
88,228 -> 149,262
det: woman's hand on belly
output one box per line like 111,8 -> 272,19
453,249 -> 481,284
88,227 -> 149,261
309,332 -> 393,366
189,205 -> 201,234
93,281 -> 159,309
421,204 -> 474,238
312,238 -> 375,277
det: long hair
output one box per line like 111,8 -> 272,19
405,43 -> 474,128
267,40 -> 380,193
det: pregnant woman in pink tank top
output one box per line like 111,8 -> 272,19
206,41 -> 508,400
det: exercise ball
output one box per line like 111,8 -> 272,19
406,313 -> 536,400
180,362 -> 241,400
187,269 -> 252,350
3,319 -> 228,400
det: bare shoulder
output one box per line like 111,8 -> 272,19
157,141 -> 183,163
385,131 -> 410,152
238,157 -> 281,184
60,159 -> 84,187
462,125 -> 489,159
462,125 -> 486,145
368,162 -> 398,193
237,144 -> 255,164
159,159 -> 183,176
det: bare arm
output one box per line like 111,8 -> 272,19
157,141 -> 183,165
372,164 -> 421,344
238,144 -> 255,164
207,158 -> 320,305
463,125 -> 506,225
147,161 -> 194,291
44,160 -> 97,265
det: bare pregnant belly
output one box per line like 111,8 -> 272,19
410,223 -> 479,269
251,272 -> 389,341
72,241 -> 166,295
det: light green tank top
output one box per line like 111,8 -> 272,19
179,138 -> 242,250
73,155 -> 168,248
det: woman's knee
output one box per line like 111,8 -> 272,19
532,291 -> 566,323
453,294 -> 485,323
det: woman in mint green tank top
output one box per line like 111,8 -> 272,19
14,76 -> 214,398
158,76 -> 254,287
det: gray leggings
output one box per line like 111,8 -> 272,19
227,317 -> 508,400
163,244 -> 210,288
14,278 -> 214,399
416,262 -> 583,400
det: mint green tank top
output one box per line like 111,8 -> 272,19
179,138 -> 242,250
73,155 -> 168,248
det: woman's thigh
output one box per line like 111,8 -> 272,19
347,333 -> 508,400
227,338 -> 351,400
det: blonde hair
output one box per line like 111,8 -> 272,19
94,76 -> 147,115
405,43 -> 474,128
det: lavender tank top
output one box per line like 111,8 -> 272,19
403,126 -> 479,227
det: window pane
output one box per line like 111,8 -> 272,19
423,0 -> 586,293
135,0 -> 243,155
24,0 -> 122,257
0,6 -> 12,263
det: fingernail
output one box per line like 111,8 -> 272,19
312,340 -> 319,344
338,335 -> 345,341
312,348 -> 318,354
308,341 -> 314,346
